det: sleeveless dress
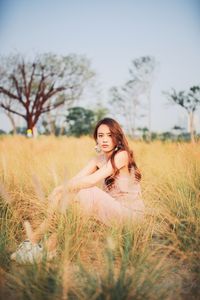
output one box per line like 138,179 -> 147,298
103,170 -> 145,217
76,154 -> 145,224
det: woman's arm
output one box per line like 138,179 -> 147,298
67,151 -> 128,192
48,158 -> 97,203
72,157 -> 98,180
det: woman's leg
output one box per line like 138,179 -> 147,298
11,186 -> 67,262
30,185 -> 69,244
29,184 -> 143,244
75,186 -> 132,226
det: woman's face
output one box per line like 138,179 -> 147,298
97,124 -> 115,153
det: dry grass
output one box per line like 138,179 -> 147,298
0,135 -> 199,300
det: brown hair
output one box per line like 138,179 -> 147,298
93,118 -> 141,189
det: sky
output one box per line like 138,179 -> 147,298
0,0 -> 200,133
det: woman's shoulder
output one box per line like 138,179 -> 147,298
114,150 -> 129,169
115,150 -> 129,162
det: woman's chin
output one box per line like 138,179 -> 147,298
102,148 -> 112,153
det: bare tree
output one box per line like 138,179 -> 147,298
0,53 -> 95,135
110,56 -> 157,138
1,97 -> 18,134
110,82 -> 141,136
129,56 -> 158,140
164,86 -> 200,143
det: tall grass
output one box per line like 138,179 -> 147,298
0,136 -> 199,299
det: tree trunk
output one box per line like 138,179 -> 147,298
47,112 -> 56,135
188,111 -> 195,143
147,91 -> 151,142
27,118 -> 34,131
5,111 -> 17,134
59,122 -> 66,136
26,115 -> 34,137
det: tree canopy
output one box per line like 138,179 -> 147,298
66,106 -> 96,137
110,56 -> 157,138
164,85 -> 200,142
0,53 -> 95,133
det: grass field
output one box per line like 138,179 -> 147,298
0,135 -> 199,300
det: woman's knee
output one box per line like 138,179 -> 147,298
76,187 -> 99,212
77,187 -> 98,201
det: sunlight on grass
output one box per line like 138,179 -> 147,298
0,136 -> 199,299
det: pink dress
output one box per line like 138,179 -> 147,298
103,172 -> 145,213
76,168 -> 145,225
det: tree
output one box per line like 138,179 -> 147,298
110,81 -> 146,136
110,56 -> 157,138
39,104 -> 108,136
0,53 -> 95,135
129,56 -> 158,140
9,126 -> 27,135
66,106 -> 96,137
1,97 -> 17,134
0,129 -> 6,135
165,86 -> 200,143
93,106 -> 108,123
40,110 -> 67,136
137,126 -> 149,141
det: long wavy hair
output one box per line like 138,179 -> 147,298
93,118 -> 141,189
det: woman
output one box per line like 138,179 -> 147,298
11,118 -> 145,263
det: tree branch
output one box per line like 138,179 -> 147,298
27,63 -> 36,100
19,62 -> 28,99
43,86 -> 65,102
38,98 -> 65,115
32,69 -> 52,114
0,86 -> 20,101
34,85 -> 65,116
10,75 -> 26,107
0,103 -> 26,119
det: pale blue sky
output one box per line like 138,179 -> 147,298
0,0 -> 200,132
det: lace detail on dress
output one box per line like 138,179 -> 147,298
97,155 -> 144,213
103,170 -> 143,210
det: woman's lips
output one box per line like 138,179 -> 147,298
102,145 -> 109,148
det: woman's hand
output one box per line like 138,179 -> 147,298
48,185 -> 65,210
49,185 -> 64,198
66,179 -> 79,192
